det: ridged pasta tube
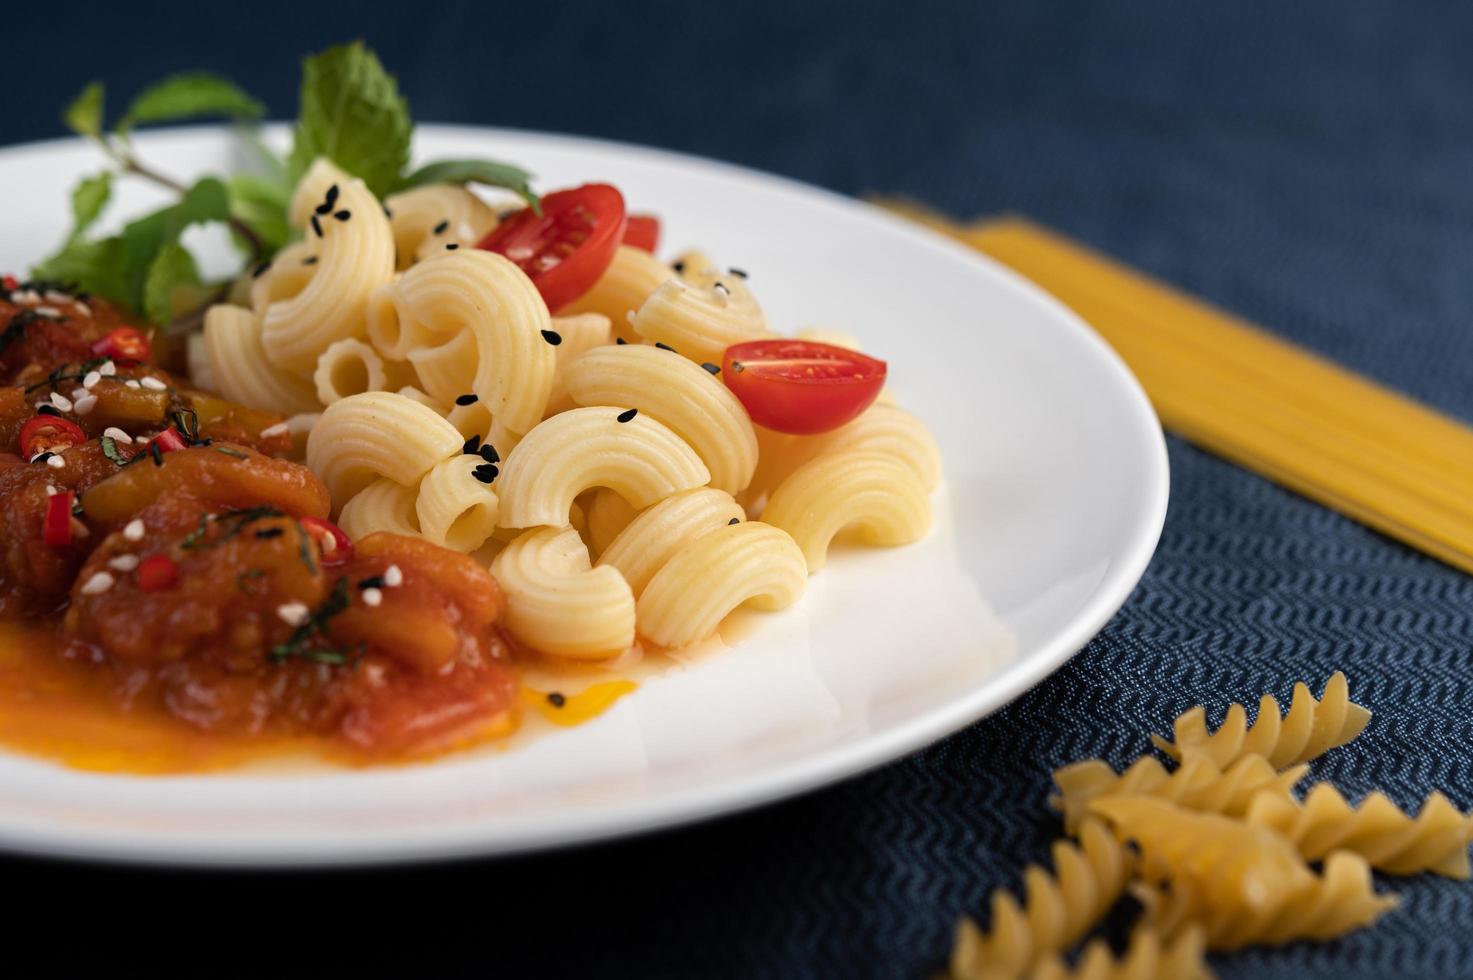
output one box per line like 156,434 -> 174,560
260,158 -> 396,372
366,249 -> 555,434
562,344 -> 758,493
384,182 -> 498,269
313,337 -> 406,405
598,488 -> 747,596
948,820 -> 1133,980
635,521 -> 807,648
415,455 -> 500,553
492,526 -> 636,659
1246,784 -> 1473,878
543,313 -> 615,416
249,239 -> 318,314
561,244 -> 673,340
306,391 -> 465,503
1150,672 -> 1371,771
497,407 -> 709,528
201,305 -> 321,416
1052,754 -> 1308,835
761,451 -> 932,572
338,477 -> 421,540
631,274 -> 770,367
747,404 -> 943,502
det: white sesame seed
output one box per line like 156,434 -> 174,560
79,571 -> 115,596
98,359 -> 115,375
383,564 -> 403,587
123,518 -> 145,542
276,602 -> 310,627
140,377 -> 168,391
49,392 -> 73,412
107,554 -> 140,572
44,484 -> 57,496
35,305 -> 62,317
125,380 -> 141,389
103,427 -> 133,445
82,370 -> 102,388
361,587 -> 383,607
44,290 -> 70,304
73,395 -> 97,416
14,289 -> 39,305
259,422 -> 290,438
46,455 -> 65,469
320,534 -> 337,555
76,303 -> 92,318
506,246 -> 533,261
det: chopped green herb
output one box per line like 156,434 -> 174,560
214,446 -> 248,459
100,435 -> 127,465
270,577 -> 350,663
179,512 -> 210,550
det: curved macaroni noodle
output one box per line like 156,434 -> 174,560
631,274 -> 770,367
306,390 -> 464,503
598,488 -> 747,597
492,526 -> 636,659
384,182 -> 498,269
415,454 -> 501,553
561,244 -> 672,341
544,313 -> 615,417
201,304 -> 321,416
338,476 -> 421,540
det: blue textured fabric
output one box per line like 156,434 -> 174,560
5,1 -> 1473,977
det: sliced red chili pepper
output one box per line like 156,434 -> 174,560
19,415 -> 87,459
90,327 -> 152,364
148,428 -> 189,454
137,554 -> 180,592
299,516 -> 353,566
44,491 -> 74,548
2,275 -> 18,291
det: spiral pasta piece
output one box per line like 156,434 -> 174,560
637,521 -> 806,648
1052,755 -> 1307,835
1246,784 -> 1473,878
598,488 -> 747,596
497,407 -> 709,529
948,820 -> 1133,980
415,455 -> 501,553
260,158 -> 396,372
491,526 -> 635,659
631,273 -> 770,367
306,391 -> 465,503
201,305 -> 321,416
761,451 -> 932,572
1150,672 -> 1371,771
338,477 -> 421,540
561,244 -> 673,340
384,182 -> 498,269
1025,926 -> 1212,980
544,312 -> 615,417
562,344 -> 759,493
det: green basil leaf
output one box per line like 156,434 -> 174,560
397,158 -> 540,212
31,235 -> 131,305
69,172 -> 112,240
288,41 -> 412,197
117,72 -> 264,134
63,82 -> 105,139
141,242 -> 201,326
227,173 -> 294,253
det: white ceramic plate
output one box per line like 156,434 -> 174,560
0,125 -> 1167,866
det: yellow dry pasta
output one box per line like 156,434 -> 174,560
560,244 -> 673,341
761,450 -> 932,572
598,488 -> 747,597
201,305 -> 321,416
636,521 -> 807,649
561,344 -> 759,494
367,249 -> 555,434
1052,754 -> 1307,835
260,158 -> 396,372
630,273 -> 770,367
584,487 -> 639,558
1025,926 -> 1212,980
543,313 -> 615,417
497,406 -> 709,528
491,526 -> 636,660
337,477 -> 421,540
383,182 -> 498,269
415,455 -> 500,553
1246,783 -> 1473,878
306,390 -> 464,504
1150,672 -> 1371,771
948,820 -> 1133,980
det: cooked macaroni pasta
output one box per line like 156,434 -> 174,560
415,454 -> 501,553
384,182 -> 499,269
306,390 -> 464,502
492,526 -> 636,659
201,305 -> 322,417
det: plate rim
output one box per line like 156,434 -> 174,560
0,123 -> 1169,867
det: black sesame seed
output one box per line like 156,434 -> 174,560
455,393 -> 479,406
333,210 -> 352,222
313,201 -> 332,216
701,362 -> 720,374
251,261 -> 272,279
547,692 -> 566,708
728,517 -> 740,525
36,404 -> 61,417
433,220 -> 449,235
655,342 -> 676,353
325,184 -> 339,207
254,527 -> 285,539
357,575 -> 386,590
445,243 -> 460,250
615,337 -> 628,345
310,215 -> 323,238
462,434 -> 482,454
713,282 -> 730,295
472,464 -> 497,484
33,451 -> 53,463
302,256 -> 319,266
541,329 -> 562,346
671,261 -> 686,274
616,408 -> 638,423
728,267 -> 748,279
150,442 -> 164,467
383,204 -> 393,219
478,444 -> 499,463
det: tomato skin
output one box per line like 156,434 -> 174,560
721,340 -> 888,435
300,516 -> 353,566
19,415 -> 87,459
44,490 -> 74,548
476,184 -> 627,312
137,555 -> 179,592
91,327 -> 152,364
622,214 -> 660,253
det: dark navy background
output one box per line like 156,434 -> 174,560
6,1 -> 1473,976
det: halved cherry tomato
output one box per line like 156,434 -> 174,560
44,490 -> 74,548
137,554 -> 179,592
622,214 -> 661,253
721,339 -> 888,435
299,516 -> 353,566
19,415 -> 86,459
147,428 -> 189,454
476,184 -> 627,312
91,327 -> 152,364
